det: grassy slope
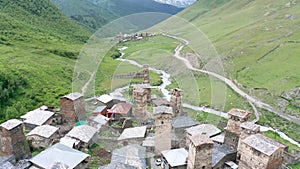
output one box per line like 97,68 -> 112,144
50,0 -> 118,32
0,0 -> 90,122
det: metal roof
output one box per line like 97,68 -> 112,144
21,109 -> 54,126
186,124 -> 221,137
153,106 -> 173,116
27,125 -> 58,138
108,103 -> 132,114
161,148 -> 188,167
0,119 -> 22,130
172,116 -> 198,129
242,134 -> 286,156
92,114 -> 109,126
97,94 -> 113,104
29,143 -> 89,169
118,126 -> 147,140
66,125 -> 97,143
61,92 -> 83,101
59,136 -> 80,148
93,106 -> 107,113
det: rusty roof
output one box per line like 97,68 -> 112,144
108,103 -> 132,114
242,134 -> 286,156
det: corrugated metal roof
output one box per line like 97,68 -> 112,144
21,109 -> 54,126
27,125 -> 58,138
97,94 -> 113,104
108,103 -> 132,114
61,92 -> 83,101
59,136 -> 80,148
66,125 -> 97,143
161,148 -> 188,167
118,126 -> 147,140
0,119 -> 22,130
93,106 -> 107,113
29,143 -> 89,169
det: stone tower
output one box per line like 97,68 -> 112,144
0,119 -> 31,161
224,109 -> 251,149
143,64 -> 149,84
142,65 -> 151,101
133,87 -> 148,122
170,88 -> 183,116
237,122 -> 260,162
187,134 -> 213,169
60,92 -> 86,125
154,106 -> 173,153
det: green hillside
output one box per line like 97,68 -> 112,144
178,0 -> 300,117
50,0 -> 118,32
0,0 -> 90,122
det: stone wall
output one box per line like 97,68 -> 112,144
0,125 -> 31,161
154,114 -> 172,153
170,89 -> 183,116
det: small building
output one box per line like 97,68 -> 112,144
107,102 -> 132,119
66,125 -> 97,148
60,92 -> 86,125
59,136 -> 80,149
27,125 -> 59,149
21,109 -> 54,130
238,134 -> 286,169
170,88 -> 183,116
96,94 -> 114,108
161,148 -> 188,169
100,144 -> 146,169
185,124 -> 221,147
29,143 -> 89,169
88,114 -> 110,130
117,126 -> 147,145
0,119 -> 31,161
92,105 -> 107,116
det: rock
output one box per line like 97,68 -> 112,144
281,88 -> 300,101
285,2 -> 291,8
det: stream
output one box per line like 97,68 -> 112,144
113,45 -> 300,147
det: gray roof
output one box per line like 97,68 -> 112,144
59,136 -> 80,148
30,143 -> 89,169
0,161 -> 15,169
49,162 -> 69,169
153,106 -> 173,116
21,109 -> 54,126
66,125 -> 97,143
0,119 -> 22,130
186,124 -> 221,137
92,114 -> 109,126
212,143 -> 236,167
228,109 -> 251,118
62,92 -> 83,100
27,125 -> 59,138
118,126 -> 147,140
189,134 -> 213,147
242,134 -> 286,156
99,163 -> 137,169
240,122 -> 260,131
142,136 -> 154,147
107,144 -> 146,169
161,148 -> 188,167
172,116 -> 198,129
211,132 -> 225,144
97,94 -> 113,104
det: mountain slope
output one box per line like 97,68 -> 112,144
88,0 -> 183,16
50,0 -> 118,32
0,0 -> 90,122
154,0 -> 197,8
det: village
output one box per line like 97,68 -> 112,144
0,65 -> 299,169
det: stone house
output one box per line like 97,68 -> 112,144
0,119 -> 31,161
66,125 -> 97,148
29,143 -> 89,169
20,108 -> 54,130
60,92 -> 86,125
238,134 -> 286,169
26,125 -> 59,149
117,126 -> 147,146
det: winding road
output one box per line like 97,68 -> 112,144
165,34 -> 300,125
